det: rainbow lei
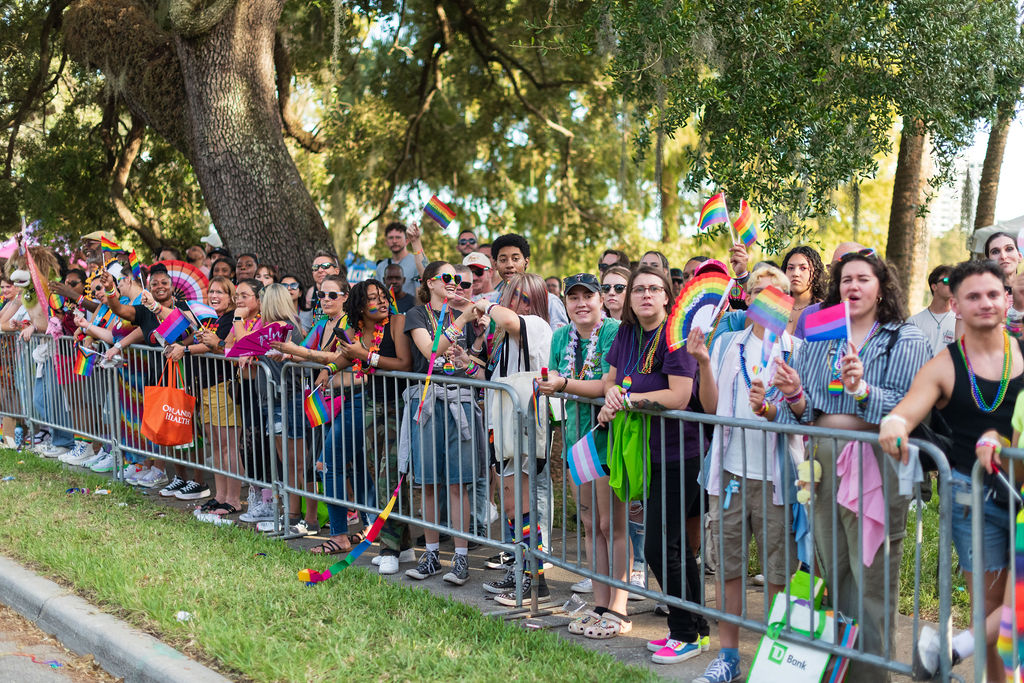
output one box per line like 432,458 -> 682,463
959,331 -> 1011,413
564,314 -> 605,380
351,319 -> 387,379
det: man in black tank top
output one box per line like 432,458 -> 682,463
880,259 -> 1024,680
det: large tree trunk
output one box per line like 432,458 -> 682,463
63,0 -> 333,276
975,104 -> 1014,231
886,119 -> 928,309
660,164 -> 678,244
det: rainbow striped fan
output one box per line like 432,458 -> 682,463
666,271 -> 732,350
153,260 -> 209,304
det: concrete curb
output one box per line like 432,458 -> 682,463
0,554 -> 231,683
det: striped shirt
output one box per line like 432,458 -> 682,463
778,321 -> 930,426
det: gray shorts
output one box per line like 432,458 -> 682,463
709,475 -> 796,586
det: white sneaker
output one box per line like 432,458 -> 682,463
59,442 -> 88,463
629,569 -> 647,600
81,449 -> 108,469
126,466 -> 150,484
372,548 -> 416,566
39,444 -> 69,459
239,499 -> 275,523
378,555 -> 400,575
66,443 -> 99,465
139,467 -> 168,488
571,577 -> 593,593
89,452 -> 115,472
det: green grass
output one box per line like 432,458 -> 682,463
0,449 -> 653,682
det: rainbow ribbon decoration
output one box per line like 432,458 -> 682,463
100,236 -> 121,253
388,285 -> 400,315
733,199 -> 757,247
698,193 -> 729,232
129,250 -> 142,280
415,298 -> 447,423
297,476 -> 404,584
423,195 -> 456,229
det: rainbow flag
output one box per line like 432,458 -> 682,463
153,308 -> 190,345
746,285 -> 794,336
698,193 -> 729,232
423,195 -> 456,229
388,286 -> 400,315
804,302 -> 849,342
568,427 -> 607,486
304,388 -> 329,427
73,348 -> 98,377
734,199 -> 757,247
101,236 -> 121,253
666,271 -> 732,350
129,250 -> 142,279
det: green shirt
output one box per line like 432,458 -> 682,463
549,317 -> 620,447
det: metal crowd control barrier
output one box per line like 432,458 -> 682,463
972,450 -> 1024,683
545,393 -> 954,680
0,332 -> 33,445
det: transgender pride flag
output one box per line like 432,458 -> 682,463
568,427 -> 607,486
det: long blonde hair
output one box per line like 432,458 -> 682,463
499,273 -> 549,322
260,283 -> 302,333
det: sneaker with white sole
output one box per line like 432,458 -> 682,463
32,429 -> 50,445
239,499 -> 275,523
651,639 -> 702,665
59,442 -> 91,463
377,555 -> 400,575
126,466 -> 150,484
39,444 -> 69,459
571,577 -> 593,593
81,449 -> 108,470
443,554 -> 470,586
139,467 -> 168,488
628,569 -> 647,600
485,551 -> 515,570
493,572 -> 551,606
89,451 -> 115,472
372,548 -> 416,566
174,480 -> 210,500
693,653 -> 742,682
67,444 -> 102,466
159,476 -> 186,497
288,519 -> 319,536
483,568 -> 518,594
405,550 -> 441,580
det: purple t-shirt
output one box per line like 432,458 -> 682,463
605,322 -> 700,464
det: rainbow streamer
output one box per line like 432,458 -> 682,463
698,193 -> 729,232
73,348 -> 98,376
415,299 -> 447,423
388,286 -> 400,315
666,271 -> 732,350
23,244 -> 53,315
304,388 -> 328,428
129,250 -> 142,280
746,285 -> 794,337
298,476 -> 404,584
423,195 -> 456,229
733,199 -> 757,247
100,236 -> 121,253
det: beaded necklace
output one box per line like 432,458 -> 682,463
351,318 -> 388,379
564,314 -> 605,380
242,314 -> 261,333
738,339 -> 792,390
958,331 -> 1012,413
827,321 -> 880,395
622,320 -> 665,390
424,303 -> 456,373
705,307 -> 727,349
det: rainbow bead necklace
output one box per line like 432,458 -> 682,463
958,331 -> 1011,413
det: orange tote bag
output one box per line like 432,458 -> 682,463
141,358 -> 196,447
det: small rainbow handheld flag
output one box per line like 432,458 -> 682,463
100,236 -> 121,253
733,199 -> 757,247
129,250 -> 142,279
304,388 -> 329,428
388,286 -> 400,315
423,195 -> 456,229
746,285 -> 793,337
73,347 -> 98,376
804,302 -> 849,342
698,193 -> 729,232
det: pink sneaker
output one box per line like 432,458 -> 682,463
651,639 -> 702,665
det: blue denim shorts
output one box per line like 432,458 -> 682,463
950,469 -> 1012,573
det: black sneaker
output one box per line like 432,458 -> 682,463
174,480 -> 211,501
443,553 -> 469,586
483,567 -> 517,594
159,476 -> 187,497
486,551 -> 515,570
494,572 -> 551,606
405,550 -> 441,580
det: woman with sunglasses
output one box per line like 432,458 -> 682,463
600,266 -> 631,321
279,273 -> 311,329
773,250 -> 929,682
781,246 -> 826,336
596,265 -> 704,665
472,273 -> 553,605
403,261 -> 486,587
537,273 -> 629,638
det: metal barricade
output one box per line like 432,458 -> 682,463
0,332 -> 32,446
542,392 -> 955,679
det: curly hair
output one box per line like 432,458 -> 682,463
781,246 -> 826,302
345,278 -> 388,321
824,253 -> 907,324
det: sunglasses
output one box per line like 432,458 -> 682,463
458,281 -> 473,290
458,238 -> 477,246
672,278 -> 684,285
430,273 -> 463,285
65,280 -> 83,287
317,290 -> 348,300
469,265 -> 489,276
939,277 -> 950,285
283,282 -> 301,290
837,247 -> 877,263
600,283 -> 626,294
312,263 -> 337,271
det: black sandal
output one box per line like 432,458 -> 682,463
199,499 -> 221,513
310,538 -> 350,555
346,532 -> 366,545
207,502 -> 238,516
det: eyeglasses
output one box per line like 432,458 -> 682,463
312,263 -> 337,271
458,281 -> 473,290
317,290 -> 348,300
430,273 -> 463,285
631,285 -> 665,296
600,284 -> 626,294
283,282 -> 300,290
837,247 -> 877,263
458,238 -> 477,246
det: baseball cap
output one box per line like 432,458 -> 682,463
670,267 -> 684,280
562,272 -> 600,295
695,259 -> 729,276
81,230 -> 114,243
462,252 -> 491,269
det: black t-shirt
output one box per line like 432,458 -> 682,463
193,311 -> 235,390
395,293 -> 417,314
404,305 -> 478,376
132,301 -> 192,345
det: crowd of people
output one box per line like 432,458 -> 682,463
2,222 -> 1023,682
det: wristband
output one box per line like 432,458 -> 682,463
234,317 -> 243,322
845,379 -> 869,401
784,387 -> 804,404
76,295 -> 86,307
485,302 -> 498,317
880,414 -> 906,428
561,377 -> 569,392
106,288 -> 117,297
326,362 -> 340,373
755,401 -> 768,417
466,361 -> 479,376
113,341 -> 122,351
976,436 -> 1003,457
369,352 -> 380,368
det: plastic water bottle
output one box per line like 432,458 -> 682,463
14,426 -> 24,451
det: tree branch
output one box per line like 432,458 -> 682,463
274,34 -> 326,153
166,0 -> 237,37
106,114 -> 163,251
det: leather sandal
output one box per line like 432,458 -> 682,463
567,610 -> 602,635
584,612 -> 632,639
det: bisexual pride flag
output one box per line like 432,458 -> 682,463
568,427 -> 608,486
423,195 -> 456,229
804,302 -> 849,342
153,308 -> 190,345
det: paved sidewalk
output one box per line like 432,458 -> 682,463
0,603 -> 117,683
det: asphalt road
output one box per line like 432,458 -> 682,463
0,604 -> 116,683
